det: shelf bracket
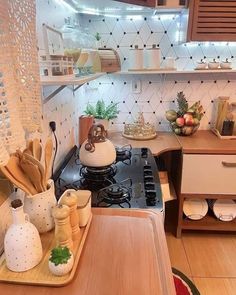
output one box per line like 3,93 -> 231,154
43,85 -> 66,104
73,84 -> 83,93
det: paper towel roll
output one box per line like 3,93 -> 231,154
145,46 -> 161,69
129,46 -> 143,70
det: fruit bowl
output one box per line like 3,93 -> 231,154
170,120 -> 200,136
166,92 -> 204,136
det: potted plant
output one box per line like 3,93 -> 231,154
84,100 -> 119,132
48,246 -> 74,276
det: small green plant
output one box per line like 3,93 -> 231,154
95,32 -> 101,41
49,246 -> 71,266
84,100 -> 119,120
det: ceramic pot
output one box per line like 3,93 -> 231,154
4,199 -> 42,272
24,179 -> 57,233
94,118 -> 109,132
79,124 -> 116,167
48,253 -> 74,276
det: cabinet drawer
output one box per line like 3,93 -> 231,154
181,154 -> 236,194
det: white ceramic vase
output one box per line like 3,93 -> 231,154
48,253 -> 74,276
4,200 -> 43,272
24,179 -> 57,233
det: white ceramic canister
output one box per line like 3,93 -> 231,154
129,45 -> 144,70
165,57 -> 176,70
145,45 -> 160,70
4,199 -> 43,272
24,179 -> 57,233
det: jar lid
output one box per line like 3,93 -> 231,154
77,190 -> 91,208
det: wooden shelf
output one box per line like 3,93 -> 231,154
114,69 -> 236,75
182,214 -> 236,231
40,73 -> 105,86
182,194 -> 236,200
40,73 -> 105,104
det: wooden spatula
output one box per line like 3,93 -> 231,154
20,159 -> 44,193
5,155 -> 38,195
32,138 -> 42,161
44,138 -> 53,182
21,152 -> 47,191
0,166 -> 31,195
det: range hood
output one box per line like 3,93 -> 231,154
64,0 -> 188,16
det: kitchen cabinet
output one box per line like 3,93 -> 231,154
176,131 -> 236,237
114,0 -> 157,7
114,0 -> 187,8
187,0 -> 236,41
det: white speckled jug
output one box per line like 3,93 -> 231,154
24,179 -> 57,233
4,200 -> 43,272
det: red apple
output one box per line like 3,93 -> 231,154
183,113 -> 193,120
185,116 -> 194,126
176,117 -> 185,127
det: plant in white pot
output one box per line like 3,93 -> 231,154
84,100 -> 119,132
48,246 -> 74,276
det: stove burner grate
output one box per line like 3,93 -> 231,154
97,179 -> 132,208
80,164 -> 117,182
115,144 -> 132,165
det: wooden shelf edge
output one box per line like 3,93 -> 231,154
181,215 -> 236,231
40,73 -> 105,86
112,70 -> 236,75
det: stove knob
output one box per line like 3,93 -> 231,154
144,175 -> 154,182
144,182 -> 155,190
145,190 -> 156,199
144,165 -> 151,170
146,198 -> 156,206
143,169 -> 153,176
141,148 -> 148,158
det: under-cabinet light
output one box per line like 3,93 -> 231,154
55,0 -> 78,13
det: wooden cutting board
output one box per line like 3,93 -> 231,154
0,209 -> 176,295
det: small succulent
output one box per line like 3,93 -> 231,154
84,100 -> 119,120
49,246 -> 71,266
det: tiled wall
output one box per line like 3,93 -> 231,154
78,14 -> 236,131
37,0 -> 79,169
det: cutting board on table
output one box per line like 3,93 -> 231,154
0,209 -> 176,295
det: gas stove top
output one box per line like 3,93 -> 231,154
54,145 -> 163,211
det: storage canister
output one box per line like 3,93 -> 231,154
129,45 -> 143,70
77,190 -> 91,227
145,44 -> 160,70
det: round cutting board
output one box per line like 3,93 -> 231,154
183,199 -> 208,220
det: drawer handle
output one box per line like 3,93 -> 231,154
222,161 -> 236,167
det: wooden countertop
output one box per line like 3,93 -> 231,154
108,131 -> 181,156
109,130 -> 236,155
0,209 -> 176,295
176,130 -> 236,154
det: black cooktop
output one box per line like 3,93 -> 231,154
53,145 -> 163,210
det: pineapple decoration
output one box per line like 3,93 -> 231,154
166,91 -> 204,136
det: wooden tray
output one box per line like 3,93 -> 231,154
0,214 -> 92,287
212,128 -> 236,140
122,132 -> 157,140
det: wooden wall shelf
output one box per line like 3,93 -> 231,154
114,69 -> 236,75
41,73 -> 105,104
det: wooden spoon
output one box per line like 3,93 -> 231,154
44,138 -> 53,182
21,152 -> 47,191
33,138 -> 42,161
20,159 -> 44,193
5,155 -> 38,195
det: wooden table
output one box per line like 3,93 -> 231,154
108,131 -> 181,156
0,209 -> 176,295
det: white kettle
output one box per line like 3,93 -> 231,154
79,124 -> 116,167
